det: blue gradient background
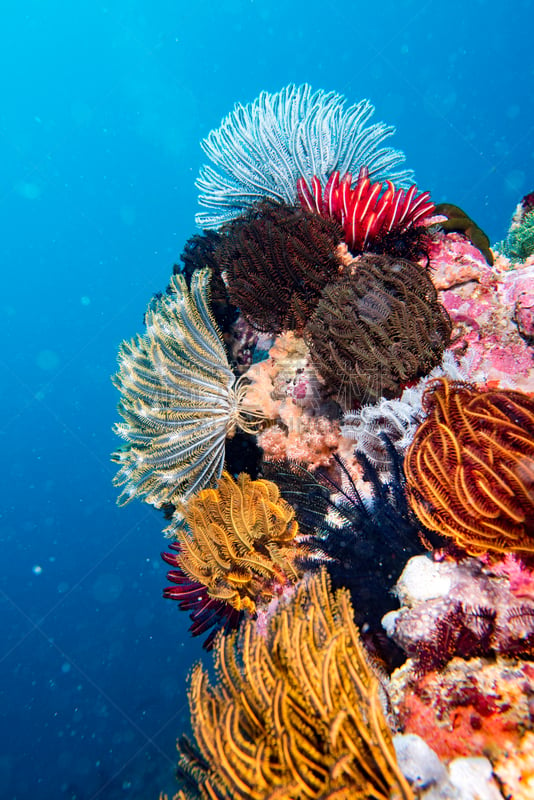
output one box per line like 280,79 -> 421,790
1,1 -> 532,797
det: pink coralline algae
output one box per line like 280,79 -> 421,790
484,553 -> 534,601
427,227 -> 494,290
504,257 -> 534,342
427,230 -> 534,392
388,656 -> 534,765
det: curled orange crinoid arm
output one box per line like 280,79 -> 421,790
404,378 -> 534,556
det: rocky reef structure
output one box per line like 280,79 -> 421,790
428,226 -> 534,391
383,555 -> 534,669
111,85 -> 534,799
389,657 -> 534,790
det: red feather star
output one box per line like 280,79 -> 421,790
297,166 -> 435,253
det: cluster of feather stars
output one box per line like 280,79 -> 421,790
111,85 -> 534,800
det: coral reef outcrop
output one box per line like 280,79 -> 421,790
388,656 -> 534,767
111,84 -> 534,800
383,555 -> 534,670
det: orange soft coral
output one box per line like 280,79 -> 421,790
404,378 -> 534,556
259,410 -> 341,470
243,331 -> 324,418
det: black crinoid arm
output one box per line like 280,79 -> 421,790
304,254 -> 452,408
265,435 -> 434,667
215,199 -> 344,334
170,229 -> 239,337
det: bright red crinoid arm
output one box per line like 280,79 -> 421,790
162,543 -> 242,649
297,167 -> 435,253
297,174 -> 323,213
322,171 -> 342,217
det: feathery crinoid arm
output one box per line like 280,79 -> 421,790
166,472 -> 303,615
196,84 -> 414,229
177,569 -> 414,800
112,268 -> 240,509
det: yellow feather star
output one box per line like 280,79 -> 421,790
169,471 -> 303,613
173,569 -> 414,800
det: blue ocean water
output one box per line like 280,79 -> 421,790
1,1 -> 532,797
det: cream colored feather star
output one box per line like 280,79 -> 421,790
112,268 -> 263,509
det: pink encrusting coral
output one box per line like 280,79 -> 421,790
481,553 -> 534,600
426,227 -> 495,290
388,656 -> 534,764
500,254 -> 534,342
427,229 -> 534,393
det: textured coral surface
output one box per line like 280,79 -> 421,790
430,232 -> 534,392
389,657 -> 534,763
384,555 -> 534,669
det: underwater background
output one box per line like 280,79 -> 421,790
1,0 -> 533,798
